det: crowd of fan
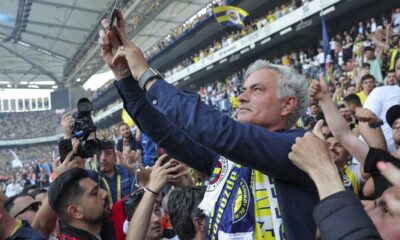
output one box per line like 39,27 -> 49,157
143,0 -> 231,60
163,0 -> 299,78
0,111 -> 62,140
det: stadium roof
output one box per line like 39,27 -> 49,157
0,0 -> 209,89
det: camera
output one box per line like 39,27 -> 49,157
59,98 -> 101,162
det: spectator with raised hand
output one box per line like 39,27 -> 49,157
100,9 -> 318,240
309,76 -> 398,197
125,155 -> 185,240
288,132 -> 381,239
363,45 -> 384,84
116,123 -> 142,164
60,113 -> 74,139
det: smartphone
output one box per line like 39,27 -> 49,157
156,147 -> 172,165
109,0 -> 122,28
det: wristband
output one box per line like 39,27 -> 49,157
144,187 -> 158,196
368,119 -> 384,128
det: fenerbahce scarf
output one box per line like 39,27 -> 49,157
198,157 -> 286,239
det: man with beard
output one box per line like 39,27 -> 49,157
48,168 -> 116,240
326,134 -> 363,195
116,123 -> 141,163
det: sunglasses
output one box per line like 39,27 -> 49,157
13,201 -> 41,218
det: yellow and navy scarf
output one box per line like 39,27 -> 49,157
200,157 -> 285,239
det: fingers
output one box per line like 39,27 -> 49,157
378,161 -> 400,186
362,200 -> 375,212
113,25 -> 130,46
71,139 -> 80,154
101,17 -> 121,49
312,120 -> 325,140
319,74 -> 328,89
63,150 -> 75,164
154,154 -> 168,168
169,169 -> 189,180
111,47 -> 126,67
101,19 -> 111,30
116,10 -> 126,33
61,112 -> 72,121
385,193 -> 400,216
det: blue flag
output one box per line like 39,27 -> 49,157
321,15 -> 330,63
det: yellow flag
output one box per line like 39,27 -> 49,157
121,108 -> 134,127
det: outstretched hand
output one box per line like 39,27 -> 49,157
309,73 -> 329,101
288,132 -> 333,178
99,9 -> 149,80
98,10 -> 131,79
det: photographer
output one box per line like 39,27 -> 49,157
60,99 -> 145,205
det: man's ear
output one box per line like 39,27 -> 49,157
67,205 -> 84,220
281,96 -> 297,118
192,217 -> 205,233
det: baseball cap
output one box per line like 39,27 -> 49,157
386,105 -> 400,128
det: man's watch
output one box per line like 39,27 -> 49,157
138,67 -> 162,90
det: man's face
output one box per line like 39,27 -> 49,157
367,186 -> 400,240
345,86 -> 356,96
339,107 -> 352,122
366,50 -> 375,60
344,102 -> 356,115
238,69 -> 287,130
386,72 -> 397,86
99,149 -> 116,174
78,178 -> 111,224
361,78 -> 375,93
145,201 -> 163,240
119,124 -> 131,139
392,118 -> 400,147
327,137 -> 351,166
310,105 -> 319,116
9,195 -> 40,224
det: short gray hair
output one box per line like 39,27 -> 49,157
244,59 -> 309,128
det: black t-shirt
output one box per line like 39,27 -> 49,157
364,147 -> 400,197
116,136 -> 141,152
